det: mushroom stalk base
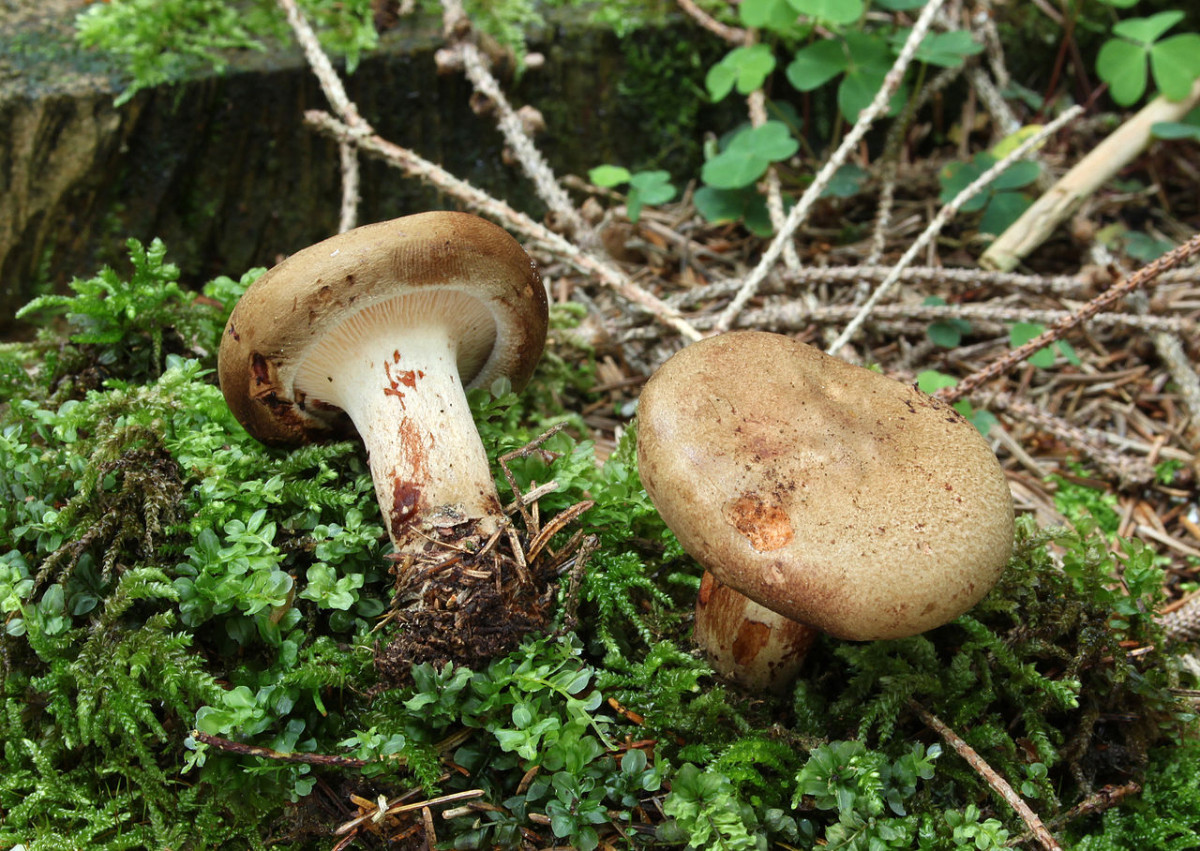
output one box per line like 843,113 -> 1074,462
694,571 -> 817,693
298,322 -> 503,554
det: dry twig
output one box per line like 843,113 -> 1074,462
439,0 -> 590,242
713,0 -> 951,333
908,700 -> 1062,851
940,231 -> 1200,404
277,0 -> 700,341
983,78 -> 1200,271
674,0 -> 747,44
827,105 -> 1084,354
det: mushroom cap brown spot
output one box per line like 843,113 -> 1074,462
218,211 -> 547,446
637,331 -> 1014,642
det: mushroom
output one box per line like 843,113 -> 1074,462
218,212 -> 547,555
636,331 -> 1014,691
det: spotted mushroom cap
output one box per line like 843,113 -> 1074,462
636,330 -> 1014,642
218,212 -> 546,446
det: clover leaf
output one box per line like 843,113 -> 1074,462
701,121 -> 799,189
588,165 -> 677,222
1097,11 -> 1200,106
706,44 -> 776,101
789,0 -> 863,26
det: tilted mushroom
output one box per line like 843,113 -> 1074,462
636,331 -> 1014,691
218,211 -> 547,555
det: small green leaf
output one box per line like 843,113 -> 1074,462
1124,231 -> 1174,261
626,171 -> 676,222
1010,322 -> 1057,368
838,65 -> 889,121
788,0 -> 862,26
821,163 -> 867,198
785,39 -> 847,91
740,0 -> 801,31
917,370 -> 958,394
693,187 -> 775,235
706,44 -> 776,101
701,122 -> 798,189
927,321 -> 963,348
912,29 -> 984,68
1112,11 -> 1184,46
1097,38 -> 1149,105
1151,120 -> 1200,141
954,401 -> 998,435
1149,33 -> 1200,101
588,165 -> 631,188
991,160 -> 1040,191
978,191 -> 1031,236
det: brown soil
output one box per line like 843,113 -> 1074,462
373,521 -> 560,685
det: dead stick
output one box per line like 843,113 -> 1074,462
675,0 -> 748,44
1005,782 -> 1141,847
907,700 -> 1062,851
939,231 -> 1200,404
192,730 -> 368,768
982,78 -> 1200,272
302,110 -> 701,342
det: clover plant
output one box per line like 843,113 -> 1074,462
1095,7 -> 1200,106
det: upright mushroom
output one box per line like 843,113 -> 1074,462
218,212 -> 547,555
636,331 -> 1014,691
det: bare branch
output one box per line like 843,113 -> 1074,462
304,111 -> 702,341
675,0 -> 748,44
439,0 -> 591,242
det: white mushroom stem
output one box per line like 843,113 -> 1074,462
693,571 -> 817,693
295,309 -> 502,554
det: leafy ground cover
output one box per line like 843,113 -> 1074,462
3,0 -> 1200,849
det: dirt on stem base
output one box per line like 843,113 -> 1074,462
373,519 -> 559,685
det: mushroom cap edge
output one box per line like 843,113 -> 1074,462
218,211 -> 547,446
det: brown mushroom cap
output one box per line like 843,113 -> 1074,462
218,211 -> 546,447
637,331 -> 1013,642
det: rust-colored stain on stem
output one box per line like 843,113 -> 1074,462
383,350 -> 424,405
